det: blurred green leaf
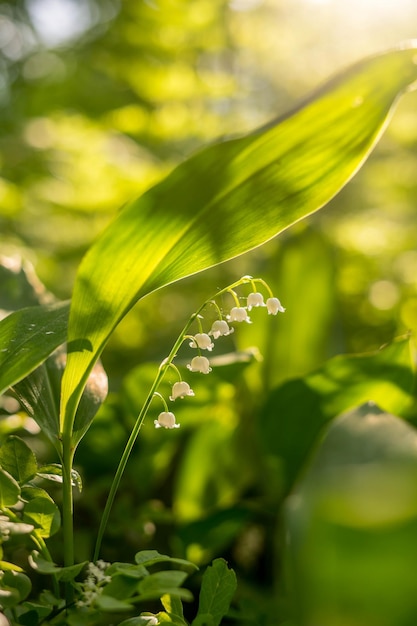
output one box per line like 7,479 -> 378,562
22,497 -> 61,538
177,507 -> 251,566
72,358 -> 108,445
0,468 -> 20,507
101,571 -> 140,601
261,229 -> 336,387
135,550 -> 198,572
0,436 -> 37,485
192,559 -> 237,626
28,551 -> 87,582
61,44 -> 417,434
118,618 -> 164,626
285,403 -> 417,626
0,257 -> 53,313
95,594 -> 133,612
174,421 -> 251,523
137,569 -> 193,603
161,594 -> 186,623
0,301 -> 69,396
0,570 -> 32,608
137,570 -> 189,595
105,562 -> 148,579
261,336 -> 414,493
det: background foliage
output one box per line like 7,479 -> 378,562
1,1 -> 417,624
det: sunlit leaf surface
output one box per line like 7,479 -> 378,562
0,302 -> 69,396
61,44 -> 417,430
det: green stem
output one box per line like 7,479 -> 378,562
93,276 -> 251,560
61,435 -> 75,604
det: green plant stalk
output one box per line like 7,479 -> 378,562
61,434 -> 75,604
93,276 -> 252,560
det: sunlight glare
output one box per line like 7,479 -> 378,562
304,0 -> 416,14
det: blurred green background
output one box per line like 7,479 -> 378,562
2,1 -> 417,624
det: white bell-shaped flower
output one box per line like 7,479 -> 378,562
189,333 -> 214,351
247,292 -> 266,310
187,355 -> 212,374
227,306 -> 251,323
266,297 -> 285,315
209,319 -> 234,339
170,381 -> 195,401
154,411 -> 180,429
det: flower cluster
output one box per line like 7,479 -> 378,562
76,560 -> 111,608
153,277 -> 284,431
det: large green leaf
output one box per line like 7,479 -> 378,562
61,44 -> 417,430
0,301 -> 69,396
285,404 -> 417,626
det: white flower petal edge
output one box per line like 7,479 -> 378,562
208,319 -> 234,339
227,306 -> 251,323
266,297 -> 285,315
170,381 -> 195,401
189,333 -> 214,351
247,292 -> 266,310
154,411 -> 180,429
187,355 -> 212,374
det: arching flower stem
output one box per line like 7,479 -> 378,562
227,288 -> 241,308
253,277 -> 274,298
153,391 -> 169,412
93,275 -> 253,560
167,361 -> 182,381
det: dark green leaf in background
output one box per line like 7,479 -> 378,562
61,44 -> 417,433
135,550 -> 198,572
192,559 -> 237,626
137,570 -> 189,596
